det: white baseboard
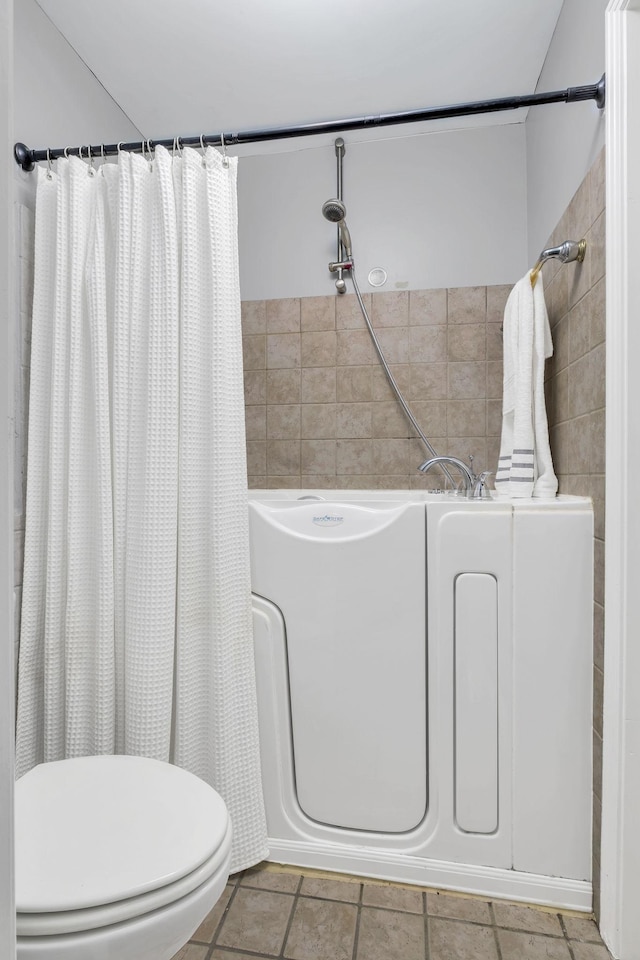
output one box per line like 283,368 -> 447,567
266,838 -> 592,913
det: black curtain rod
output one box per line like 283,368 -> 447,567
14,75 -> 605,173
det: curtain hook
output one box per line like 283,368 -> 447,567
173,136 -> 183,158
220,132 -> 230,168
87,144 -> 96,176
200,134 -> 207,167
46,148 -> 53,180
99,144 -> 106,175
117,141 -> 124,155
63,146 -> 70,159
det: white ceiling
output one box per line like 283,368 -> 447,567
35,0 -> 565,152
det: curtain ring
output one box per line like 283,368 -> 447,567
220,132 -> 230,168
63,146 -> 70,159
87,144 -> 96,176
117,141 -> 124,155
99,144 -> 106,175
46,148 -> 53,180
173,136 -> 182,158
200,134 -> 207,166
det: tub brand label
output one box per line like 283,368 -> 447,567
312,514 -> 344,527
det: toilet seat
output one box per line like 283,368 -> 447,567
16,755 -> 232,937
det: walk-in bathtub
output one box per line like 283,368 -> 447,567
248,490 -> 593,911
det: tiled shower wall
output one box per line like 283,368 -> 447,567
242,285 -> 511,489
543,146 -> 606,915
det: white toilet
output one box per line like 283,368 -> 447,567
15,754 -> 232,960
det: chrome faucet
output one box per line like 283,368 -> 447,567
418,455 -> 493,499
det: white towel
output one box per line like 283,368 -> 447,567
495,272 -> 558,498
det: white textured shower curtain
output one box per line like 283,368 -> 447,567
16,145 -> 268,872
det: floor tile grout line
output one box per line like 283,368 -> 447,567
489,901 -> 504,960
278,874 -> 304,960
350,883 -> 364,960
560,914 -> 578,960
202,883 -> 241,959
423,890 -> 431,960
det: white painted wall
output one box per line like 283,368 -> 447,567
526,0 -> 607,260
14,0 -> 140,150
238,123 -> 528,301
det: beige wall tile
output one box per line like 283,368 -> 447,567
371,291 -> 409,327
267,440 -> 300,476
266,297 -> 300,333
336,292 -> 369,330
246,441 -> 266,476
447,286 -> 486,324
371,401 -> 410,438
590,277 -> 606,348
448,324 -> 486,362
267,333 -> 301,369
301,440 -> 337,476
448,361 -> 487,400
301,404 -> 337,439
375,327 -> 409,364
447,399 -> 486,437
336,329 -> 372,365
552,315 -> 569,373
244,370 -> 266,405
267,404 -> 301,440
410,401 -> 447,438
409,326 -> 446,363
301,367 -> 336,403
568,414 -> 592,475
336,439 -> 372,475
569,296 -> 591,363
486,323 -> 503,361
409,363 -> 447,400
248,475 -> 266,489
243,335 -> 266,370
301,296 -> 336,332
301,330 -> 337,367
486,360 -> 503,400
337,366 -> 372,402
486,285 -> 512,324
590,210 -> 606,286
486,399 -> 502,437
568,254 -> 591,311
549,269 -> 569,326
569,353 -> 593,420
336,402 -> 372,438
409,288 -> 447,325
241,300 -> 266,335
267,476 -> 301,489
245,405 -> 266,440
590,408 -> 606,473
447,438 -> 487,471
267,369 -> 301,404
372,438 -> 409,475
371,364 -> 411,400
590,342 -> 606,410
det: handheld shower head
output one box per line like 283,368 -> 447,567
322,198 -> 347,223
322,198 -> 352,258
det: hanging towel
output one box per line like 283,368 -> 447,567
495,272 -> 558,498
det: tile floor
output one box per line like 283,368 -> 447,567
172,863 -> 611,960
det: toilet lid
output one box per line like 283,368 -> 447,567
15,755 -> 230,913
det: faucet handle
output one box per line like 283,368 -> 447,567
474,471 -> 494,499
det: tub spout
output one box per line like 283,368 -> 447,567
418,455 -> 475,495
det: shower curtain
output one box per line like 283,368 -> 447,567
15,145 -> 268,872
